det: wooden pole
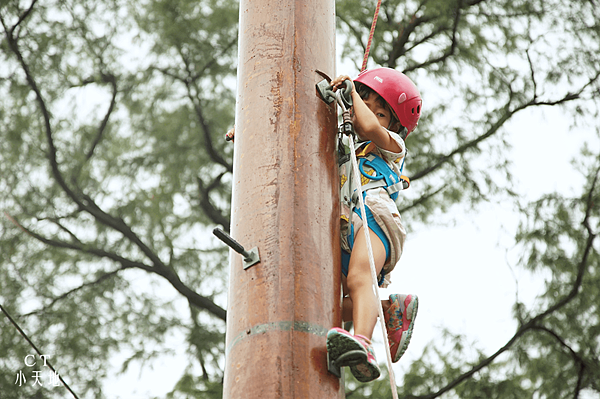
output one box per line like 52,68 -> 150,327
223,0 -> 343,397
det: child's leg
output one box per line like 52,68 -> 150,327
342,296 -> 390,321
343,225 -> 387,340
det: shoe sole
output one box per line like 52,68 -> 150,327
349,360 -> 381,382
393,295 -> 418,362
326,330 -> 367,367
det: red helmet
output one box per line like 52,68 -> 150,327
355,68 -> 422,136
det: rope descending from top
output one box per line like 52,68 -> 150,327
347,133 -> 399,399
360,0 -> 383,72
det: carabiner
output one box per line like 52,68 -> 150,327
336,80 -> 353,110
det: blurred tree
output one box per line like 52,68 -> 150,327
1,0 -> 237,397
0,0 -> 598,399
344,162 -> 600,397
336,0 -> 600,397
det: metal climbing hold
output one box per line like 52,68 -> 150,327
213,228 -> 260,269
316,79 -> 353,109
316,79 -> 336,104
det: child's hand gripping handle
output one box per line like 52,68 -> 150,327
337,79 -> 353,109
225,127 -> 235,142
316,78 -> 353,108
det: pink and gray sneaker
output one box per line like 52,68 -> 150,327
326,328 -> 381,383
384,294 -> 418,363
349,334 -> 381,382
326,327 -> 367,367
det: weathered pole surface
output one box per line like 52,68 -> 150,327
223,0 -> 343,397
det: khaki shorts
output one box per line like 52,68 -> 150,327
340,188 -> 406,288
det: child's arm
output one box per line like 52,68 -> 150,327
331,75 -> 402,154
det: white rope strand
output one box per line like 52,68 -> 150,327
347,133 -> 399,399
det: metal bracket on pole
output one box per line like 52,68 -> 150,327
327,349 -> 366,379
213,228 -> 260,270
327,352 -> 342,378
316,79 -> 336,104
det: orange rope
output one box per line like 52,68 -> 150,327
360,0 -> 383,72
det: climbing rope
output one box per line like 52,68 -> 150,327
360,0 -> 383,72
335,91 -> 399,399
348,134 -> 399,399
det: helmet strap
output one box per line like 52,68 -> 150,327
397,126 -> 408,140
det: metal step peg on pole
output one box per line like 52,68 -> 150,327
212,228 -> 260,269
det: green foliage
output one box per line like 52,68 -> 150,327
166,372 -> 224,399
1,0 -> 236,397
338,0 -> 600,227
336,0 -> 600,398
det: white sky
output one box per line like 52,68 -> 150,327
382,106 -> 597,394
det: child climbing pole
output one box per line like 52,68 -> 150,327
225,0 -> 422,395
320,0 -> 424,390
325,68 -> 422,385
226,67 -> 422,391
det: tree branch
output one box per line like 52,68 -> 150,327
4,9 -> 194,288
397,185 -> 445,214
21,267 -> 130,317
4,211 -> 155,271
2,8 -> 84,209
5,0 -> 38,35
153,38 -> 236,173
150,258 -> 227,321
530,325 -> 582,363
337,13 -> 370,62
573,361 -> 585,399
529,324 -> 596,399
196,173 -> 231,230
3,13 -> 229,323
410,78 -> 593,183
410,99 -> 516,182
4,212 -> 227,321
85,72 -> 118,161
397,2 -> 461,72
188,90 -> 232,172
386,13 -> 429,69
384,0 -> 479,72
406,160 -> 599,399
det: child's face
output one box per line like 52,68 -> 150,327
362,94 -> 393,130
